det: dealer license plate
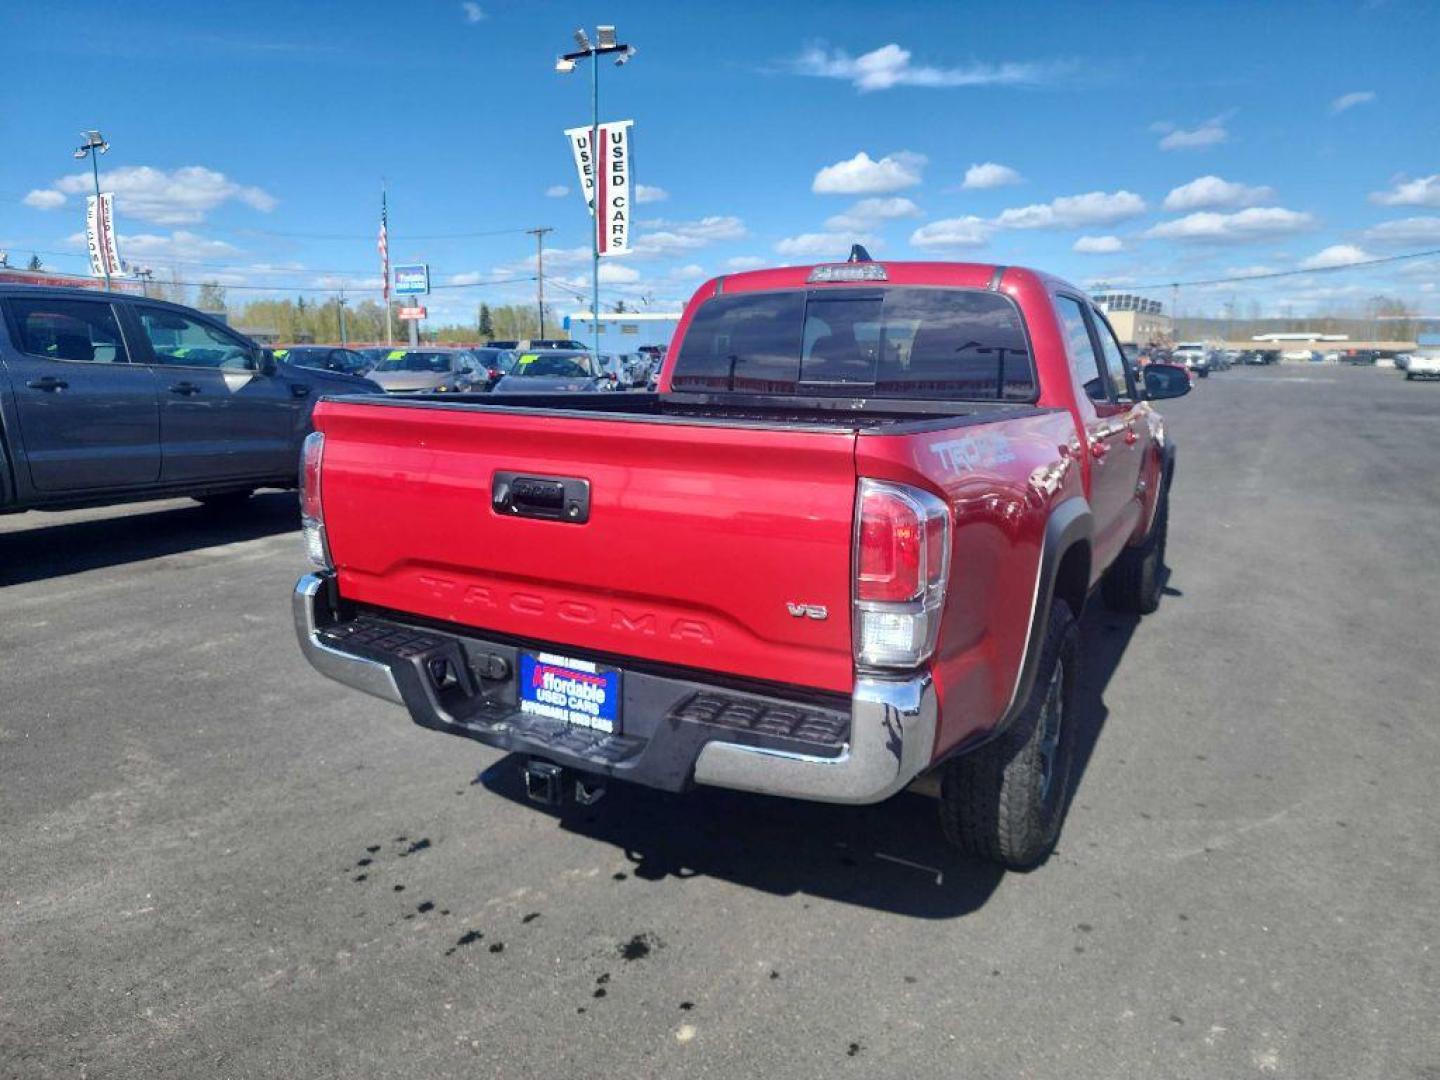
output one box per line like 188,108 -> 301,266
518,651 -> 622,735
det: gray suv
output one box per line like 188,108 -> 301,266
0,286 -> 381,515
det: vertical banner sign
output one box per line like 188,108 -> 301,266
85,193 -> 122,279
564,120 -> 634,256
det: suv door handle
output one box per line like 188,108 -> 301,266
289,383 -> 311,398
168,381 -> 202,396
26,376 -> 69,391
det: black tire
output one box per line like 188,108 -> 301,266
1405,373 -> 1414,381
1102,485 -> 1168,615
193,489 -> 254,511
939,601 -> 1080,870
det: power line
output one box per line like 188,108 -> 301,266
66,273 -> 539,295
1129,247 -> 1440,291
236,225 -> 543,242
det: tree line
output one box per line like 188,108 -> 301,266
163,281 -> 560,345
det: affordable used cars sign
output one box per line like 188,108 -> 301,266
564,120 -> 633,256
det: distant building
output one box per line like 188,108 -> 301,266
565,310 -> 682,353
1091,292 -> 1172,345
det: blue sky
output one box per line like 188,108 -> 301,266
2,0 -> 1437,323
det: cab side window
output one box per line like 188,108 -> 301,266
136,307 -> 255,370
1055,296 -> 1108,403
1091,310 -> 1135,402
8,298 -> 130,364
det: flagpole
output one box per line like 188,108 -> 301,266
382,184 -> 393,346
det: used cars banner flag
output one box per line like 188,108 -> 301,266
564,120 -> 634,257
85,193 -> 122,278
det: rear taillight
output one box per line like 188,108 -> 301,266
299,431 -> 332,570
853,479 -> 950,669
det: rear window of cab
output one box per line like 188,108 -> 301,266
671,287 -> 1035,401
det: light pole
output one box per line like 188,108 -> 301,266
555,25 -> 635,359
74,129 -> 111,290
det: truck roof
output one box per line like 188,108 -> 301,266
707,261 -> 1075,297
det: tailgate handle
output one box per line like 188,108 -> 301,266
492,472 -> 590,524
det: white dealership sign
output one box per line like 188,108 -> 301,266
85,192 -> 122,279
564,119 -> 633,256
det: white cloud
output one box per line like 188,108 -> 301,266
962,162 -> 1023,190
460,2 -> 485,22
996,190 -> 1146,230
790,43 -> 1063,93
1144,206 -> 1315,242
632,215 -> 746,257
545,184 -> 569,198
110,230 -> 243,262
724,255 -> 766,271
812,151 -> 925,195
775,232 -> 876,258
49,165 -> 276,225
823,196 -> 922,232
1073,235 -> 1124,254
669,264 -> 706,280
1369,174 -> 1440,208
598,263 -> 641,284
1330,90 -> 1375,113
635,184 -> 668,205
1299,244 -> 1373,269
1363,216 -> 1440,246
909,216 -> 992,250
1163,175 -> 1275,211
23,189 -> 66,210
1154,116 -> 1230,151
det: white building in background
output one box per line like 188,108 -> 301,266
566,310 -> 683,353
1091,292 -> 1172,346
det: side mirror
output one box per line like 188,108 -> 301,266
258,349 -> 278,376
1142,362 -> 1191,400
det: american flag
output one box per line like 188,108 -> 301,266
378,190 -> 390,301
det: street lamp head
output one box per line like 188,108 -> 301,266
73,148 -> 89,159
573,27 -> 591,51
554,56 -> 576,73
614,44 -> 636,66
596,25 -> 616,48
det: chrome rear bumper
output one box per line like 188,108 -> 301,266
293,572 -> 937,805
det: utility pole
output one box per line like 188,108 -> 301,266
526,226 -> 554,338
337,284 -> 348,347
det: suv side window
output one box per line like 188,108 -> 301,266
7,297 -> 130,364
1091,309 -> 1135,402
135,306 -> 255,370
1055,296 -> 1108,403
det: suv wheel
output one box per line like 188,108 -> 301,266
939,600 -> 1080,870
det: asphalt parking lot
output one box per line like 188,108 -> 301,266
3,366 -> 1437,1079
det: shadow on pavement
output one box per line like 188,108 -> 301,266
475,568 -> 1180,919
0,491 -> 299,586
479,761 -> 1006,918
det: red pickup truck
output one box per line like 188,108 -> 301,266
293,256 -> 1190,869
